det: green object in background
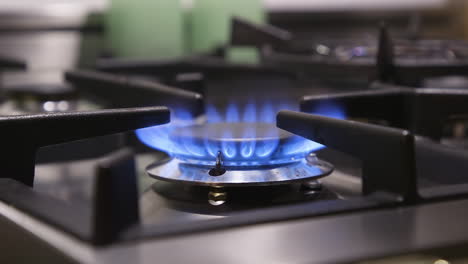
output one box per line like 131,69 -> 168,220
106,0 -> 184,59
190,0 -> 265,63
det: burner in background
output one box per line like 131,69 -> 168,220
0,84 -> 77,115
230,17 -> 468,86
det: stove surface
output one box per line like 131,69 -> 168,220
2,15 -> 468,264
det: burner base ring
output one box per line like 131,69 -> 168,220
146,155 -> 334,187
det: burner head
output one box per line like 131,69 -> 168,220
278,39 -> 468,62
146,153 -> 333,187
169,122 -> 319,167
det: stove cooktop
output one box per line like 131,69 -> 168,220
1,18 -> 468,264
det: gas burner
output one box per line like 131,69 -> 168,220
146,122 -> 333,186
231,17 -> 468,86
0,84 -> 78,115
232,17 -> 468,63
277,39 -> 468,63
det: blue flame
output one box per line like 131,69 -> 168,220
226,103 -> 240,122
240,125 -> 256,158
205,104 -> 222,123
135,108 -> 195,154
312,101 -> 346,120
302,100 -> 346,151
259,102 -> 275,123
243,101 -> 256,123
136,100 -> 345,166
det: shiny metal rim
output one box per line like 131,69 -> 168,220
146,157 -> 334,187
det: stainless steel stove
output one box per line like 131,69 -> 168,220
2,16 -> 468,264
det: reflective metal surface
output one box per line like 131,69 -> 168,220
4,190 -> 468,264
146,156 -> 333,186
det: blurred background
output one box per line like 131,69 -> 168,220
0,0 -> 467,87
